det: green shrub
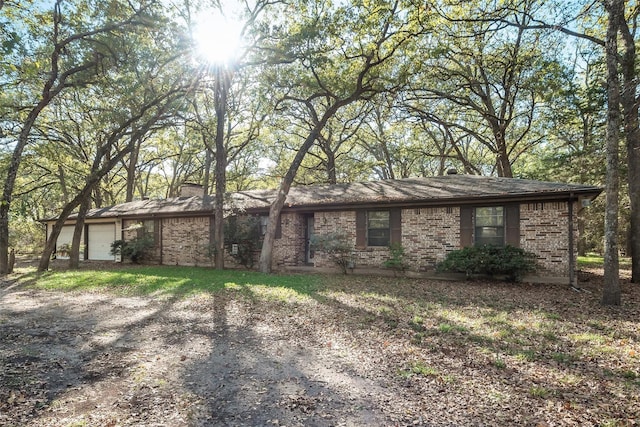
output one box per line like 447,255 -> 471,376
383,243 -> 407,275
310,231 -> 354,274
436,245 -> 536,281
56,243 -> 72,257
110,234 -> 155,264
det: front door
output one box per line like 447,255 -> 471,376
305,215 -> 315,264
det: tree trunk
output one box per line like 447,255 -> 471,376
8,249 -> 15,274
577,214 -> 586,256
496,152 -> 513,178
36,112 -> 161,271
381,141 -> 395,180
617,10 -> 640,283
39,188 -> 92,272
0,1 -> 114,273
38,154 -> 131,271
259,127 -> 321,273
69,196 -> 91,269
126,134 -> 141,202
213,70 -> 230,270
39,135 -> 149,271
58,165 -> 70,204
326,148 -> 337,184
602,0 -> 622,306
202,142 -> 212,197
258,73 -> 372,273
0,97 -> 55,274
495,130 -> 513,178
319,136 -> 338,184
624,102 -> 640,284
0,1 -> 164,273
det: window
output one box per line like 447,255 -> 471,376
367,211 -> 390,246
356,209 -> 401,248
460,205 -> 519,249
137,219 -> 157,242
259,215 -> 282,239
143,219 -> 154,234
474,206 -> 504,246
260,216 -> 269,235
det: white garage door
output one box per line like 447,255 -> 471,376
88,224 -> 116,260
55,226 -> 84,259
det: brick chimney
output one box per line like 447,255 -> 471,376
180,183 -> 204,197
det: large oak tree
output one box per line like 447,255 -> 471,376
0,0 -> 156,274
256,0 -> 425,272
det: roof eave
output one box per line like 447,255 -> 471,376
40,185 -> 603,221
278,188 -> 603,213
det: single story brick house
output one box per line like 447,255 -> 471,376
45,175 -> 602,283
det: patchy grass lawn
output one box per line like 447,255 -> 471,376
17,265 -> 318,297
2,263 -> 639,426
578,254 -> 632,269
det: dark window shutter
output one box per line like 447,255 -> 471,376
275,215 -> 282,239
154,219 -> 160,245
390,208 -> 402,245
460,206 -> 473,247
505,204 -> 520,247
355,210 -> 366,248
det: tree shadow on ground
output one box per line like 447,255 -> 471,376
1,266 -> 638,426
0,280 -> 191,425
181,291 -> 397,426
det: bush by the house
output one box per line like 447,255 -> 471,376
436,245 -> 537,282
224,215 -> 262,268
54,242 -> 86,259
310,231 -> 354,274
383,243 -> 408,275
56,243 -> 72,257
110,234 -> 155,263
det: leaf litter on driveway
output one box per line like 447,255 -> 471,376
1,268 -> 639,426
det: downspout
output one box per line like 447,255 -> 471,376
84,223 -> 89,261
568,193 -> 576,288
209,213 -> 215,266
158,216 -> 163,265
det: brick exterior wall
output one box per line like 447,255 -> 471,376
402,207 -> 460,271
180,184 -> 204,197
313,211 -> 359,268
123,213 -> 308,269
272,213 -> 306,268
307,203 -> 576,278
312,208 -> 460,271
520,201 -> 576,277
161,216 -> 213,266
121,201 -> 578,279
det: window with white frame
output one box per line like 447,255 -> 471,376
474,206 -> 504,246
367,210 -> 390,246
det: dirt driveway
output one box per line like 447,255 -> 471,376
1,268 -> 639,426
0,280 -> 422,427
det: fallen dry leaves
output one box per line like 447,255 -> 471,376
0,267 -> 639,426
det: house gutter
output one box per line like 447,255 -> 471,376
568,193 -> 576,288
274,189 -> 603,214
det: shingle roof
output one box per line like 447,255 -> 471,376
249,175 -> 602,207
71,175 -> 602,220
83,196 -> 214,219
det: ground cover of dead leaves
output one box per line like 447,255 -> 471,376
0,268 -> 639,426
